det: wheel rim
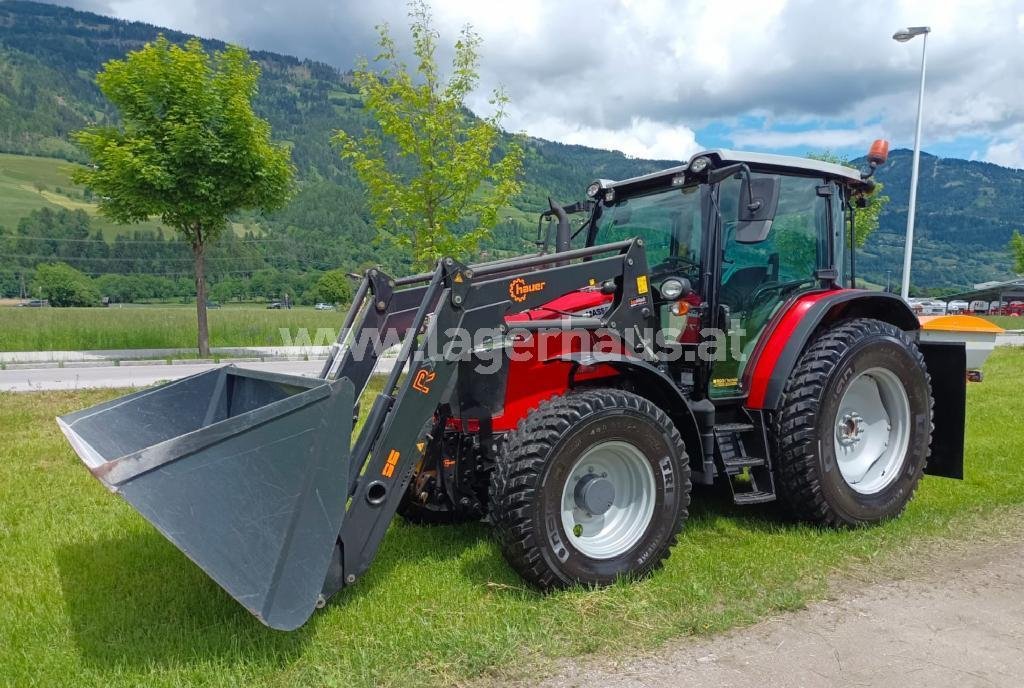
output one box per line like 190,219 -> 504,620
559,440 -> 656,559
832,366 -> 912,495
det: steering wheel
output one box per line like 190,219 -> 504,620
746,278 -> 815,311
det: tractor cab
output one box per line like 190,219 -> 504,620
581,149 -> 877,398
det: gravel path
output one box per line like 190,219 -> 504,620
539,538 -> 1024,688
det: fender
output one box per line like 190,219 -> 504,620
744,289 -> 919,410
554,352 -> 705,463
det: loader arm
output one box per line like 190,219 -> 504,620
317,238 -> 657,603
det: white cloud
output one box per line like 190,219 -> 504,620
727,127 -> 885,151
46,0 -> 1024,166
525,115 -> 700,160
984,125 -> 1024,170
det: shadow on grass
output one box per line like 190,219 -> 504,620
55,521 -> 492,669
456,484 -> 801,592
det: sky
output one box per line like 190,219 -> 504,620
46,0 -> 1024,168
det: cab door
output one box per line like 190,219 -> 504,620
710,174 -> 838,397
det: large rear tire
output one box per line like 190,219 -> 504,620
774,318 -> 933,526
489,388 -> 690,589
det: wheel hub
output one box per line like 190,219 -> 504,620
832,367 -> 911,495
574,474 -> 616,515
835,411 -> 866,447
560,441 -> 656,560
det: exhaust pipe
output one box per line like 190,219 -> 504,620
548,197 -> 571,253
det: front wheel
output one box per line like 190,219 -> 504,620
774,318 -> 933,526
489,389 -> 691,589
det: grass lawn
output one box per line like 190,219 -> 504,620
0,305 -> 343,351
984,315 -> 1023,330
2,348 -> 1024,687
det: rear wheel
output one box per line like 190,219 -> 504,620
490,388 -> 690,589
774,318 -> 933,526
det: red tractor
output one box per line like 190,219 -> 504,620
59,141 -> 969,630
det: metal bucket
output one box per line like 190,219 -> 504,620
57,366 -> 354,631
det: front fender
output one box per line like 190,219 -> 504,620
554,352 -> 705,462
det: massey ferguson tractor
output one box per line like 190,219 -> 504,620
59,142 -> 974,630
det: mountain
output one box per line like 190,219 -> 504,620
0,0 -> 1022,295
861,149 -> 1022,290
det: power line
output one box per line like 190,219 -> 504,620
0,235 -> 295,244
0,253 -> 297,264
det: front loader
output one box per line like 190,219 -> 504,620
59,142 -> 984,630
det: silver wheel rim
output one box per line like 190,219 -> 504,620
560,440 -> 656,559
833,367 -> 912,495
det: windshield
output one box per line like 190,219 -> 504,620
593,186 -> 703,276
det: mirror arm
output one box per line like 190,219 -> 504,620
707,163 -> 760,212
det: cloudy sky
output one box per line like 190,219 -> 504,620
48,0 -> 1024,168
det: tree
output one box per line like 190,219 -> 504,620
334,0 -> 523,271
311,268 -> 354,305
33,263 -> 99,307
73,36 -> 294,354
1010,230 -> 1024,274
808,152 -> 889,247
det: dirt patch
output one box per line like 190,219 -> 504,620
535,525 -> 1024,687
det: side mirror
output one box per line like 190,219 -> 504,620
735,176 -> 781,243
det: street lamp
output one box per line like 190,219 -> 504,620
893,25 -> 930,300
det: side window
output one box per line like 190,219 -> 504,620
720,174 -> 825,290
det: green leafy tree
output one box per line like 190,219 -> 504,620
808,152 -> 889,247
311,268 -> 354,305
1009,230 -> 1024,274
73,36 -> 294,354
334,1 -> 524,270
33,262 -> 99,307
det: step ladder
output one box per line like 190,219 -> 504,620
714,421 -> 776,505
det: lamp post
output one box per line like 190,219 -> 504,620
893,26 -> 930,300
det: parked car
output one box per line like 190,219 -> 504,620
206,301 -> 221,309
266,301 -> 284,309
1007,301 -> 1024,317
18,299 -> 48,307
314,302 -> 336,311
989,301 -> 1007,315
946,300 -> 969,314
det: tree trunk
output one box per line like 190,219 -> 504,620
192,229 -> 210,356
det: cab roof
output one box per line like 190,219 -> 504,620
605,148 -> 871,193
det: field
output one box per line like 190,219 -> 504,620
984,315 -> 1024,330
0,153 -> 257,239
0,304 -> 342,351
0,153 -> 166,239
1,348 -> 1023,687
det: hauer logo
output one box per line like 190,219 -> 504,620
509,277 -> 545,303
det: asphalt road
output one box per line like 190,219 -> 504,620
0,360 -> 325,391
538,538 -> 1024,688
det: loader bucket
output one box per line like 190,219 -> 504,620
57,366 -> 354,631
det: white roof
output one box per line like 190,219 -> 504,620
606,148 -> 866,189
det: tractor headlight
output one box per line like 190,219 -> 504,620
586,181 -> 602,198
661,278 -> 685,300
689,156 -> 711,173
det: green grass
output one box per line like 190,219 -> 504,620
983,315 -> 1023,330
0,305 -> 343,351
2,349 -> 1024,687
